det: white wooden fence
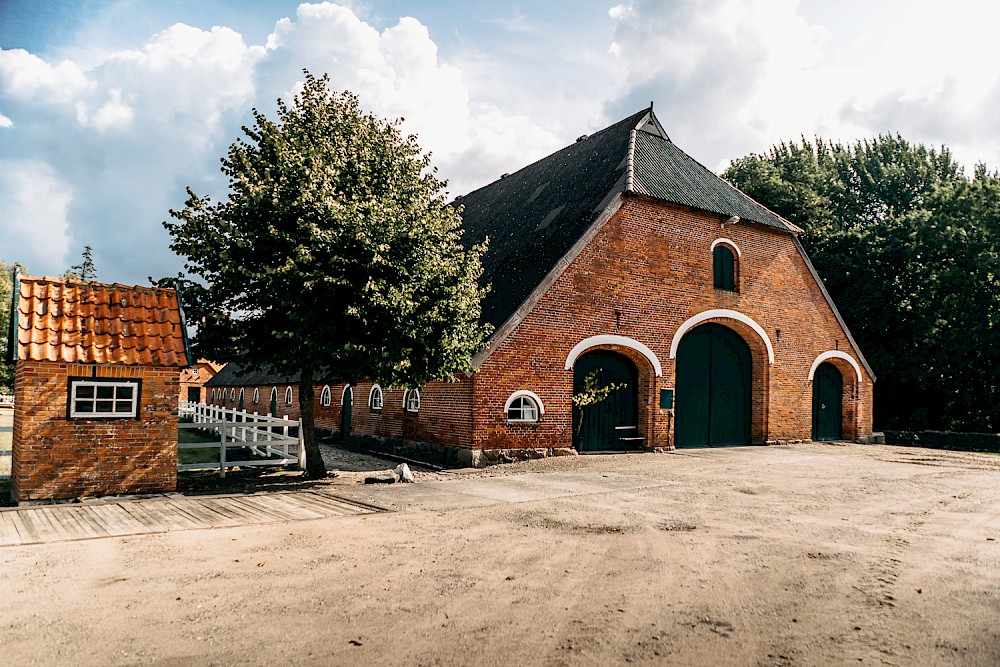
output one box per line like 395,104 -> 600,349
177,400 -> 304,477
0,395 -> 11,480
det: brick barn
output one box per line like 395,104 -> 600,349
207,107 -> 875,466
6,276 -> 189,502
180,359 -> 224,403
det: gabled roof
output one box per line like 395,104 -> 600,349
204,362 -> 300,387
8,276 -> 189,368
457,107 -> 801,331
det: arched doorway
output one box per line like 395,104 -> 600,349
341,386 -> 353,438
572,350 -> 639,451
675,323 -> 752,447
812,362 -> 843,440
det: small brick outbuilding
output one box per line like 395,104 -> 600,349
5,276 -> 189,502
208,106 -> 876,466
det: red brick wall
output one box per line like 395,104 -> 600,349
12,361 -> 179,502
207,378 -> 474,448
471,194 -> 874,450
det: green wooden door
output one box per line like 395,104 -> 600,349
812,363 -> 843,440
341,386 -> 353,437
675,323 -> 752,447
572,350 -> 638,452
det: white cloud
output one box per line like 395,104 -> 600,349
0,2 -> 570,280
606,0 -> 1000,172
0,160 -> 72,272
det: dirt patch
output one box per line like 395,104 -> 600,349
1,442 -> 999,666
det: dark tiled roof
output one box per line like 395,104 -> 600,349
456,109 -> 644,328
457,108 -> 800,331
204,362 -> 299,387
631,130 -> 800,232
12,276 -> 188,367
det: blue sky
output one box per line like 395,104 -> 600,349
2,0 -> 999,284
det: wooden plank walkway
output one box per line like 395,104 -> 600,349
0,491 -> 386,547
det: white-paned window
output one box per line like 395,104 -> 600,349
253,388 -> 259,404
321,385 -> 332,407
369,384 -> 383,410
404,388 -> 420,413
285,386 -> 293,405
504,390 -> 544,423
69,378 -> 140,419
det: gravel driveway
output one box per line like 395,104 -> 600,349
1,441 -> 998,666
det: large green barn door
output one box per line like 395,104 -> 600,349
675,323 -> 752,447
572,350 -> 638,452
812,363 -> 843,440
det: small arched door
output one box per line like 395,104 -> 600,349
572,350 -> 638,452
341,386 -> 353,438
675,323 -> 752,447
812,362 -> 843,440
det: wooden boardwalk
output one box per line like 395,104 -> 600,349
0,491 -> 386,547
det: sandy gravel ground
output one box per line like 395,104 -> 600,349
1,441 -> 999,666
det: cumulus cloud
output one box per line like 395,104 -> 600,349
0,160 -> 72,271
605,0 -> 1000,172
0,2 -> 569,281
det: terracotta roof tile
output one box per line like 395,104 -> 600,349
12,276 -> 189,368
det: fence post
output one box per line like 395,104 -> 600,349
297,419 -> 305,470
219,407 -> 227,478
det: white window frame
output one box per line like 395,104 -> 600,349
285,386 -> 293,405
369,384 -> 384,410
238,388 -> 245,405
229,388 -> 235,402
253,388 -> 259,404
69,378 -> 140,419
341,385 -> 353,405
404,388 -> 421,413
504,390 -> 544,423
320,385 -> 332,407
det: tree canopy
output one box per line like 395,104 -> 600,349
724,136 -> 1000,432
0,261 -> 26,393
62,246 -> 98,282
164,72 -> 490,476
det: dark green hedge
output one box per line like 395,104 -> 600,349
883,430 -> 1000,453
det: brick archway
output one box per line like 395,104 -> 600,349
565,337 -> 659,450
809,351 -> 862,440
670,312 -> 772,444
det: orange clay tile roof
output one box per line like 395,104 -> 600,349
13,276 -> 189,367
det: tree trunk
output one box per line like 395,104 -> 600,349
298,368 -> 327,478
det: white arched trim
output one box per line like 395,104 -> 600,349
669,309 -> 775,364
808,351 -> 863,383
341,384 -> 353,404
320,385 -> 332,407
369,384 -> 384,409
504,390 -> 546,416
711,237 -> 742,257
564,335 -> 663,376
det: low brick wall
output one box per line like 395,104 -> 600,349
883,430 -> 1000,453
12,361 -> 179,502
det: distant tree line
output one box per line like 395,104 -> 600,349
724,136 -> 1000,432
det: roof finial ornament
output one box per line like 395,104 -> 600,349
650,100 -> 654,110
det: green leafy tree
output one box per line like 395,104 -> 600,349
62,246 -> 98,282
725,136 -> 1000,431
1,261 -> 26,393
164,72 -> 490,477
571,369 -> 627,436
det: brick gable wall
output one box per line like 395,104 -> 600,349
12,361 -> 179,501
471,194 -> 873,451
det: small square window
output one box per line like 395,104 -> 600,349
68,378 -> 141,419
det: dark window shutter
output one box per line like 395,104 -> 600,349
713,246 -> 735,291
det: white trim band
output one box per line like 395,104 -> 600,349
808,351 -> 863,382
564,335 -> 663,376
669,309 -> 775,364
710,237 -> 742,257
